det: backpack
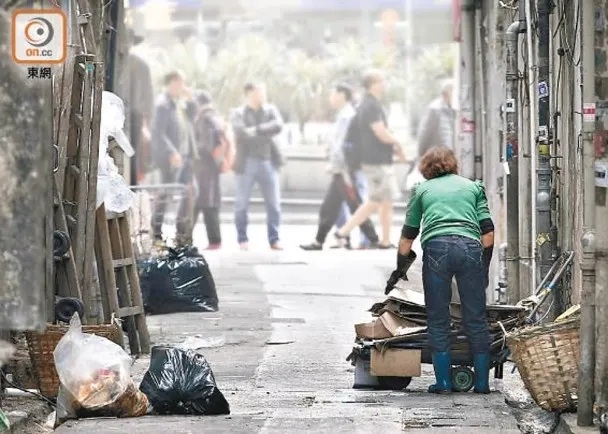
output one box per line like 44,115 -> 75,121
214,123 -> 235,173
342,110 -> 362,172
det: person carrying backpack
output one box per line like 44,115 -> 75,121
300,83 -> 379,251
334,70 -> 405,249
177,90 -> 234,249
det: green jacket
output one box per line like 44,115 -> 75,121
404,174 -> 492,247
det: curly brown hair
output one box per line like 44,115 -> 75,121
419,146 -> 459,179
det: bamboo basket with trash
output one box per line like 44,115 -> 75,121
507,251 -> 580,412
25,317 -> 123,399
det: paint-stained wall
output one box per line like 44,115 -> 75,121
0,10 -> 51,330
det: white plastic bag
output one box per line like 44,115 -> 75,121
53,314 -> 148,425
97,91 -> 135,212
99,91 -> 134,161
406,166 -> 425,192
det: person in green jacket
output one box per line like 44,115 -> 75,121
386,146 -> 495,394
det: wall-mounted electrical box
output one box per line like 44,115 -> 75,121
595,161 -> 608,188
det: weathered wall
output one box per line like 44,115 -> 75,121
481,0 -> 587,306
552,0 -> 584,306
593,0 -> 608,402
480,0 -> 510,303
0,10 -> 51,330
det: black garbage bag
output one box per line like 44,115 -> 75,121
138,246 -> 219,314
139,346 -> 230,416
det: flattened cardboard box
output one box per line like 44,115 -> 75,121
370,348 -> 421,377
379,311 -> 426,337
354,320 -> 391,339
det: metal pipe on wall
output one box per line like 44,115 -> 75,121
459,0 -> 477,179
475,3 -> 485,181
577,0 -> 597,425
536,0 -> 556,317
517,3 -> 532,298
525,0 -> 537,292
504,18 -> 523,304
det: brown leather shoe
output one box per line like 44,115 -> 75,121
270,243 -> 283,251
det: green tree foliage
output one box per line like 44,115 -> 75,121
186,34 -> 454,126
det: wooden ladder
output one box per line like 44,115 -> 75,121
53,54 -> 102,323
95,205 -> 150,355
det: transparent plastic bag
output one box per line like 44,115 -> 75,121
97,91 -> 135,212
99,91 -> 134,162
53,314 -> 148,425
99,172 -> 135,213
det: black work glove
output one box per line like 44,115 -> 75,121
482,246 -> 493,289
385,251 -> 417,295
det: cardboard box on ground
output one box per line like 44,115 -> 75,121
371,348 -> 421,377
354,309 -> 424,378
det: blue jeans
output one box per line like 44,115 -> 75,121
335,170 -> 370,246
235,158 -> 281,244
422,235 -> 490,354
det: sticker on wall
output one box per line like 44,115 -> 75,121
583,102 -> 596,123
538,81 -> 549,99
505,99 -> 515,113
461,118 -> 475,133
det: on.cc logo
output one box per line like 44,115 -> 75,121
11,9 -> 66,65
24,16 -> 55,47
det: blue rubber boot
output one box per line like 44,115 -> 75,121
428,352 -> 452,394
473,353 -> 491,394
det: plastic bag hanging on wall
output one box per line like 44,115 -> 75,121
97,91 -> 135,213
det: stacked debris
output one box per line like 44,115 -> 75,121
348,286 -> 528,391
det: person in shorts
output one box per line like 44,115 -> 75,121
334,70 -> 404,248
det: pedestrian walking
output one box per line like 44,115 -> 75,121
179,91 -> 234,250
150,71 -> 196,241
127,29 -> 154,185
231,82 -> 284,251
334,70 -> 405,249
386,146 -> 495,394
416,78 -> 456,158
333,169 -> 373,249
333,91 -> 373,249
300,83 -> 379,251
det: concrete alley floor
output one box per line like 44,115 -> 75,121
55,223 -> 521,434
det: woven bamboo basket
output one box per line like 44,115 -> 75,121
507,317 -> 580,412
26,323 -> 123,399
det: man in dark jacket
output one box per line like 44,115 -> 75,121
127,29 -> 154,185
150,70 -> 196,241
186,91 -> 226,250
231,82 -> 284,251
